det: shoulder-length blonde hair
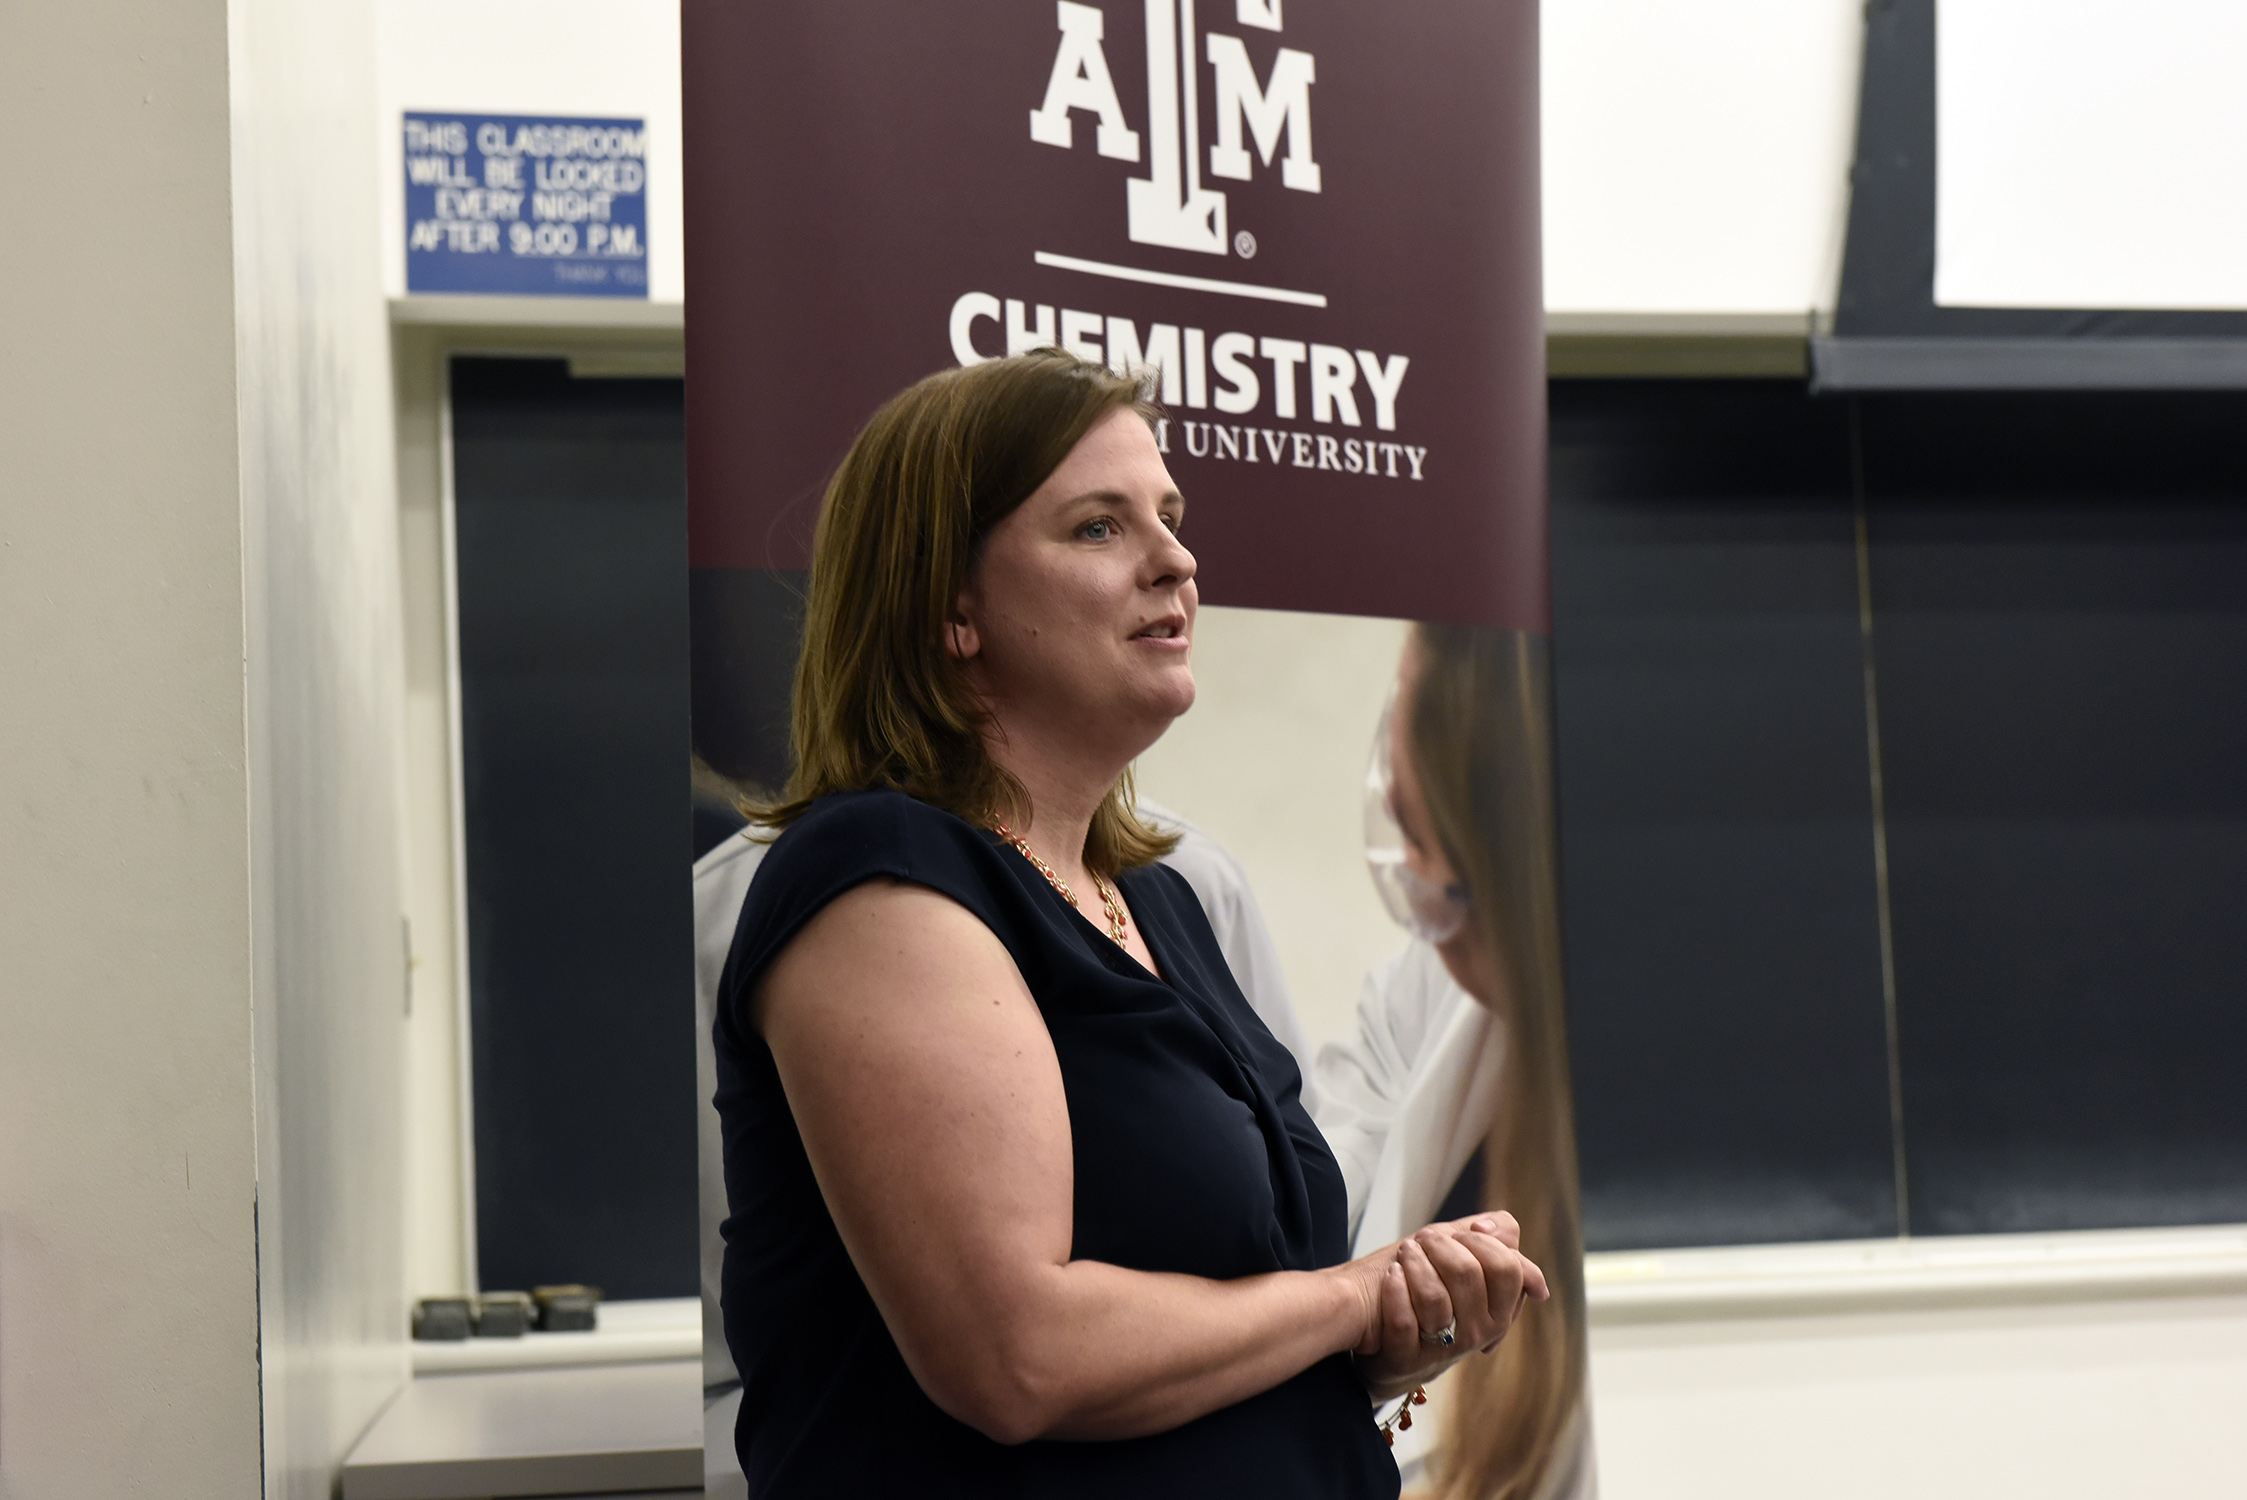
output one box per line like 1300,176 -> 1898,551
1409,623 -> 1588,1500
753,350 -> 1177,875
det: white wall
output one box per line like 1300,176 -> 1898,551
394,329 -> 476,1300
373,0 -> 1858,317
231,0 -> 417,1489
1542,0 -> 1865,318
0,2 -> 266,1493
378,0 -> 685,302
1136,605 -> 1412,1058
1591,1291 -> 2247,1497
1399,1230 -> 2247,1498
1936,0 -> 2247,310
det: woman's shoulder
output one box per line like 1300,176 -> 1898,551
758,789 -> 993,889
746,789 -> 1022,930
723,792 -> 1012,1022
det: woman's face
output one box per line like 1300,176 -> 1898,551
955,408 -> 1198,761
1390,643 -> 1508,1012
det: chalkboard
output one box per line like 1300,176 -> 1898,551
1864,391 -> 2247,1234
1549,382 -> 1899,1250
1552,380 -> 2247,1247
452,357 -> 696,1298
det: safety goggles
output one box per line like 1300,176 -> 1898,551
1364,691 -> 1471,945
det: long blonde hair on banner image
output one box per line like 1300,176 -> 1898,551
1407,623 -> 1589,1500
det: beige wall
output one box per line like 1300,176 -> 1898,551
0,2 -> 266,1493
0,0 -> 412,1493
230,0 -> 415,1490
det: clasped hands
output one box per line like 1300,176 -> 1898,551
1342,1211 -> 1549,1400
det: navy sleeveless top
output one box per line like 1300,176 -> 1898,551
714,790 -> 1399,1498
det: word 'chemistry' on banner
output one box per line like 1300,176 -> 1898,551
404,112 -> 648,298
684,0 -> 1543,627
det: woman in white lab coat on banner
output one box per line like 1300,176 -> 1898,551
1324,624 -> 1595,1500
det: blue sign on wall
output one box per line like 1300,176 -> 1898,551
405,112 -> 649,298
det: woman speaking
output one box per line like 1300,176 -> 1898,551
712,351 -> 1547,1496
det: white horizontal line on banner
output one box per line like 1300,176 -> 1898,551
1034,252 -> 1329,309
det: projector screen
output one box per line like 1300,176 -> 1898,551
1936,0 -> 2247,310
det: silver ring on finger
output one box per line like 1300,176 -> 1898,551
1419,1318 -> 1457,1347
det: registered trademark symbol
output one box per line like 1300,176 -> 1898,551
1234,230 -> 1257,259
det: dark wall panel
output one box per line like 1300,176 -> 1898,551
1865,392 -> 2247,1234
689,566 -> 805,796
1550,382 -> 1898,1249
453,357 -> 698,1298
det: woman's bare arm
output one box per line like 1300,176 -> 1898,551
755,879 -> 1414,1443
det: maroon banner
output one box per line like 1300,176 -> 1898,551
684,0 -> 1545,631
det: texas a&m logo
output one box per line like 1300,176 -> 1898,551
1030,0 -> 1319,256
950,0 -> 1426,483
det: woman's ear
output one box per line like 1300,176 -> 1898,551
945,593 -> 982,661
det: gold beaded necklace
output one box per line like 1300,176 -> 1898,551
993,821 -> 1129,949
